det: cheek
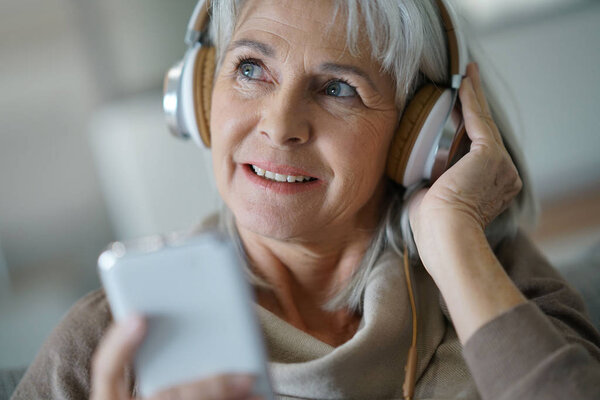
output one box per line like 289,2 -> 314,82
209,91 -> 228,183
330,114 -> 396,178
210,84 -> 257,162
210,83 -> 235,148
210,85 -> 243,193
321,122 -> 392,209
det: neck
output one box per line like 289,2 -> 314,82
240,226 -> 372,346
235,184 -> 390,346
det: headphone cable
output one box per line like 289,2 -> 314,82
402,242 -> 418,400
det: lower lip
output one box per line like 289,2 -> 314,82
241,164 -> 322,194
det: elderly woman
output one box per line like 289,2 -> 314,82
11,0 -> 600,399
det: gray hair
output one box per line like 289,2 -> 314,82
208,0 -> 538,312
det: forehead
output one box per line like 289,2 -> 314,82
232,0 -> 365,58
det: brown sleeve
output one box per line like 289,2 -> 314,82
461,229 -> 600,400
10,289 -> 134,400
463,302 -> 600,400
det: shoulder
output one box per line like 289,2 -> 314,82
494,228 -> 600,360
11,289 -> 113,400
63,288 -> 112,328
47,289 -> 113,354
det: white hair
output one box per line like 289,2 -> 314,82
207,0 -> 538,312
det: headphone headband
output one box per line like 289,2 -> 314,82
185,0 -> 211,46
435,0 -> 468,87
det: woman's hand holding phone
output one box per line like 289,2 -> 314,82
95,233 -> 273,398
90,315 -> 261,400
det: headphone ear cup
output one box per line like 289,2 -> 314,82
192,46 -> 216,148
386,84 -> 444,186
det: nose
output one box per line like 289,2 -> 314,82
257,87 -> 311,147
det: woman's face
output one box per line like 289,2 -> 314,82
210,0 -> 398,241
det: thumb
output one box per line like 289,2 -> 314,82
91,315 -> 146,400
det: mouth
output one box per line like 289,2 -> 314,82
247,164 -> 318,183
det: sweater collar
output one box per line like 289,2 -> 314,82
256,251 -> 447,400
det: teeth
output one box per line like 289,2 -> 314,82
274,173 -> 286,182
251,165 -> 314,183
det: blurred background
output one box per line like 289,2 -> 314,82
1,0 -> 599,370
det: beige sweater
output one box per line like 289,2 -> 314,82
11,230 -> 600,399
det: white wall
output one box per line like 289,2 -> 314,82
478,3 -> 600,200
0,0 -> 197,368
0,238 -> 8,293
0,0 -> 109,275
88,94 -> 220,241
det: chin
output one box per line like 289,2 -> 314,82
230,201 -> 313,241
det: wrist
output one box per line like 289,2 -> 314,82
410,211 -> 486,280
411,206 -> 484,239
410,213 -> 526,343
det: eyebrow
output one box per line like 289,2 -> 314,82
228,39 -> 276,58
319,63 -> 378,92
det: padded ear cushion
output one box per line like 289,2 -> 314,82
386,84 -> 444,185
192,46 -> 216,148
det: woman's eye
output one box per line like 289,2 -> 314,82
325,81 -> 357,97
238,61 -> 264,80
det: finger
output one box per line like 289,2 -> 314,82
459,77 -> 502,147
464,63 -> 504,146
147,374 -> 255,400
91,315 -> 146,400
466,62 -> 492,117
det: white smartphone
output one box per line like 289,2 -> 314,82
97,231 -> 274,399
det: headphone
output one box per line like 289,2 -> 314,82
163,0 -> 469,188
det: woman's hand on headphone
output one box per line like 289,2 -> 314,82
408,62 -> 522,233
407,62 -> 522,278
405,63 -> 527,342
90,315 -> 260,400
